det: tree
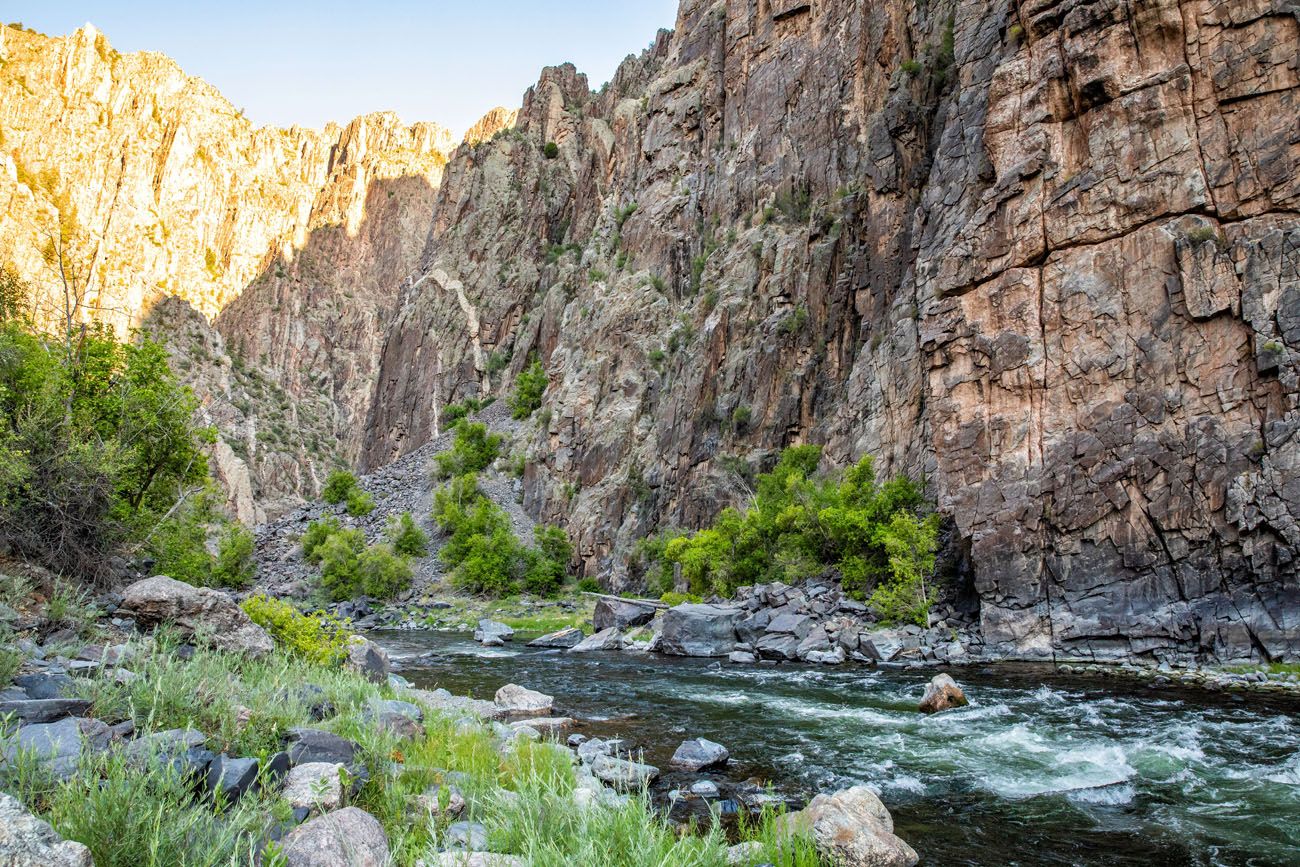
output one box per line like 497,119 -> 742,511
509,360 -> 547,420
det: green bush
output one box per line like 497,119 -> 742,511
660,591 -> 702,606
241,594 -> 351,665
543,141 -> 559,159
320,470 -> 360,505
509,360 -> 547,420
345,490 -> 376,517
301,516 -> 342,563
357,543 -> 413,599
434,422 -> 502,478
147,498 -> 218,586
652,446 -> 937,623
211,524 -> 255,588
576,577 -> 601,593
524,525 -> 572,596
442,396 -> 484,427
385,512 -> 429,557
0,626 -> 20,687
318,529 -> 366,600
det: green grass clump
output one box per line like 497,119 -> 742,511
0,627 -> 20,687
241,594 -> 351,666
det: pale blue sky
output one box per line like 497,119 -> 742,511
10,1 -> 680,136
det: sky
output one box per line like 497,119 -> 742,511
8,1 -> 680,136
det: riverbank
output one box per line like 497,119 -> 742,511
0,576 -> 914,866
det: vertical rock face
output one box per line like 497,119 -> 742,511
363,0 -> 1299,663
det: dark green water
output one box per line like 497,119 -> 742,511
375,630 -> 1300,867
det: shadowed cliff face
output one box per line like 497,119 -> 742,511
362,0 -> 1300,663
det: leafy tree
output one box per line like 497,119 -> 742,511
321,470 -> 360,505
318,529 -> 366,600
509,359 -> 547,420
868,511 -> 940,626
301,516 -> 342,564
385,512 -> 429,558
357,543 -> 412,599
212,524 -> 256,588
524,525 -> 572,596
434,422 -> 501,478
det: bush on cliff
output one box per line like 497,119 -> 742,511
434,421 -> 502,479
385,511 -> 429,557
653,446 -> 938,625
509,359 -> 547,420
320,469 -> 361,505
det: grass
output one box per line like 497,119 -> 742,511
1222,662 -> 1300,677
416,592 -> 594,636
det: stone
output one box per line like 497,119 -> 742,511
204,754 -> 260,805
509,717 -> 574,735
806,646 -> 847,665
592,598 -> 658,632
279,807 -> 389,866
282,761 -> 345,812
415,783 -> 466,818
567,626 -> 623,653
670,737 -> 729,771
754,632 -> 801,661
287,728 -> 360,766
918,674 -> 968,714
590,754 -> 659,788
0,790 -> 93,866
780,786 -> 917,867
364,698 -> 424,739
576,737 -> 623,764
13,673 -> 73,700
690,780 -> 721,798
120,576 -> 272,656
2,717 -> 98,781
408,688 -> 501,720
474,620 -> 514,643
264,750 -> 292,786
526,627 -> 585,648
420,854 -> 524,867
445,821 -> 489,850
767,613 -> 814,638
347,637 -> 391,684
493,684 -> 553,716
736,610 -> 772,645
726,841 -> 766,866
0,698 -> 92,724
729,650 -> 757,664
124,728 -> 212,778
660,604 -> 742,657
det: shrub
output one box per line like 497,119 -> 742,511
321,470 -> 360,505
211,524 -> 255,588
318,529 -> 366,600
357,544 -> 413,599
543,141 -> 559,159
509,360 -> 547,420
385,512 -> 429,558
524,525 -> 572,596
301,516 -> 342,563
345,490 -> 376,517
0,627 -> 20,687
147,498 -> 218,586
900,58 -> 923,75
867,511 -> 941,626
241,594 -> 351,665
731,404 -> 752,434
576,577 -> 601,593
660,591 -> 702,606
434,422 -> 502,478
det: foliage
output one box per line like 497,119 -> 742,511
320,470 -> 360,505
241,594 -> 351,666
344,489 -> 376,517
442,396 -> 485,426
435,422 -> 502,479
356,543 -> 413,599
0,626 -> 21,687
659,591 -> 702,606
300,516 -> 343,564
509,359 -> 547,420
0,319 -> 213,581
543,141 -> 559,159
576,576 -> 601,593
0,264 -> 30,323
525,525 -> 572,596
385,512 -> 429,557
650,446 -> 938,622
317,528 -> 366,600
211,523 -> 256,588
146,496 -> 218,586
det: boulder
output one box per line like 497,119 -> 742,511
526,627 -> 585,648
860,630 -> 903,662
2,717 -> 108,781
690,780 -> 721,798
124,728 -> 211,777
576,737 -> 624,765
509,717 -> 574,735
408,687 -> 500,720
735,610 -> 772,645
590,753 -> 659,788
120,576 -> 272,656
287,728 -> 360,766
280,807 -> 389,866
659,604 -> 742,657
754,632 -> 801,661
364,698 -> 424,739
568,627 -> 623,653
728,650 -> 757,664
806,646 -> 847,665
13,673 -> 73,699
474,620 -> 514,643
670,737 -> 729,771
0,698 -> 92,724
445,821 -> 489,850
282,762 -> 345,813
918,674 -> 968,714
592,598 -> 657,632
347,637 -> 391,684
726,841 -> 766,866
780,786 -> 917,867
0,790 -> 93,866
415,782 -> 466,818
204,754 -> 259,805
419,854 -> 524,867
493,684 -> 553,716
766,612 -> 814,638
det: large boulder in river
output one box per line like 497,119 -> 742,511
493,684 -> 553,716
670,737 -> 729,771
660,604 -> 742,657
780,786 -> 918,867
121,576 -> 272,657
527,627 -> 585,648
474,620 -> 514,643
568,626 -> 623,653
0,791 -> 93,866
347,636 -> 391,683
280,807 -> 389,866
918,673 -> 968,714
592,597 -> 657,632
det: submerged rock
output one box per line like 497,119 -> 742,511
279,807 -> 389,866
526,627 -> 585,648
0,791 -> 93,866
120,575 -> 272,656
781,786 -> 917,867
670,737 -> 730,771
660,604 -> 742,657
918,673 -> 968,714
493,683 -> 553,716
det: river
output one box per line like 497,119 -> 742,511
373,630 -> 1300,867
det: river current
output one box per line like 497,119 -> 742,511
374,630 -> 1300,867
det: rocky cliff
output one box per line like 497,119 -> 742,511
361,0 -> 1299,664
2,3 -> 1297,664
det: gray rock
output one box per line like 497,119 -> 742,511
0,698 -> 92,724
347,637 -> 391,684
576,737 -> 623,764
690,780 -> 721,798
754,632 -> 801,660
445,820 -> 489,850
509,717 -> 574,735
779,786 -> 917,867
12,673 -> 73,700
670,737 -> 729,771
474,620 -> 514,643
728,650 -> 757,664
282,761 -> 345,812
592,598 -> 657,632
2,717 -> 107,780
287,728 -> 360,766
726,841 -> 766,866
805,646 -> 847,665
415,782 -> 466,818
767,613 -> 814,638
493,684 -> 553,716
0,790 -> 93,866
120,575 -> 272,656
280,807 -> 389,866
204,754 -> 259,805
567,626 -> 623,653
526,627 -> 585,648
660,604 -> 742,657
590,753 -> 659,788
124,728 -> 212,778
736,610 -> 772,645
419,854 -> 524,867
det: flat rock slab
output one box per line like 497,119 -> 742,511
282,761 -> 345,812
2,717 -> 109,781
407,687 -> 500,720
0,698 -> 92,724
287,728 -> 360,766
568,626 -> 623,653
508,716 -> 574,735
526,627 -> 585,648
13,673 -> 74,699
280,807 -> 389,866
0,791 -> 93,866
